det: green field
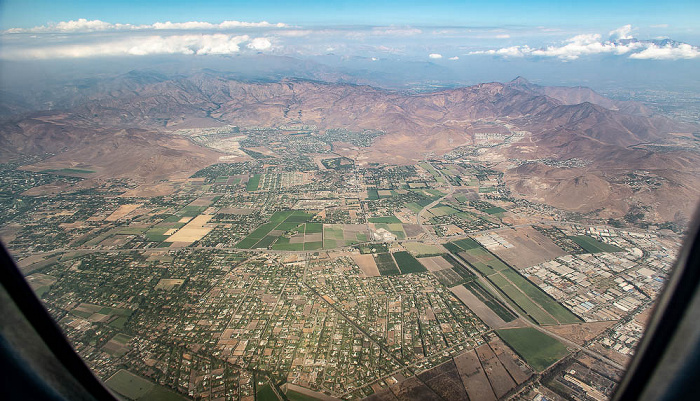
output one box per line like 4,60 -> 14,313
442,254 -> 476,280
496,328 -> 570,372
403,242 -> 444,256
458,248 -> 509,276
246,174 -> 261,191
450,237 -> 481,250
450,243 -> 580,325
429,205 -> 460,216
488,273 -> 558,325
105,370 -> 187,401
369,216 -> 402,223
463,281 -> 516,322
145,227 -> 170,242
375,253 -> 400,276
305,223 -> 323,233
568,235 -> 623,253
367,188 -> 380,200
238,211 -> 313,249
392,251 -> 427,274
484,206 -> 507,215
500,269 -> 581,324
256,384 -> 280,401
177,205 -> 208,217
304,241 -> 323,250
286,390 -> 324,401
374,223 -> 406,239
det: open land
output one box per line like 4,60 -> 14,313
0,122 -> 683,401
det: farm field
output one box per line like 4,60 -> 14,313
462,281 -> 516,323
237,210 -> 313,249
322,224 -> 368,249
448,240 -> 580,325
568,235 -> 624,253
496,328 -> 570,372
487,226 -> 568,269
368,216 -> 401,223
403,242 -> 444,256
374,252 -> 400,276
392,251 -> 427,274
246,174 -> 261,191
105,370 -> 187,401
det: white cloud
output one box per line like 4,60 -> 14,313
4,19 -> 287,34
370,27 -> 422,36
495,34 -> 510,39
449,56 -> 459,60
609,24 -> 634,40
247,37 -> 272,51
1,34 -> 252,59
469,25 -> 699,61
629,43 -> 700,60
429,53 -> 442,59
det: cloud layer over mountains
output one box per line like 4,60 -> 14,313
1,19 -> 698,62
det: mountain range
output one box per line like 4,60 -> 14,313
1,71 -> 698,224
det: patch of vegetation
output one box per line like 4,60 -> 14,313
369,216 -> 402,223
375,253 -> 400,276
500,269 -> 581,324
484,206 -> 507,215
451,237 -> 481,250
463,281 -> 516,322
488,273 -> 558,325
256,384 -> 279,401
392,251 -> 427,274
246,174 -> 262,191
367,188 -> 380,200
496,328 -> 569,372
568,235 -> 623,253
321,157 -> 354,170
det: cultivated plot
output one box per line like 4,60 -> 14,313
496,327 -> 570,372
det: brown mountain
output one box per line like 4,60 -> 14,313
1,72 -> 698,222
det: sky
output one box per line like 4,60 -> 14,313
0,0 -> 698,91
2,0 -> 700,30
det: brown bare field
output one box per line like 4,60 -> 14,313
589,343 -> 631,367
121,182 -> 177,197
488,336 -> 533,384
364,388 -> 398,401
450,285 -> 508,329
476,343 -> 516,398
167,214 -> 214,244
388,376 -> 442,401
25,273 -> 57,290
488,226 -> 567,269
454,349 -> 497,401
342,224 -> 367,239
105,203 -> 143,221
218,207 -> 255,215
546,321 -> 617,345
305,232 -> 323,242
401,223 -> 423,238
417,256 -> 452,272
289,234 -> 305,244
416,359 -> 470,401
352,254 -> 380,277
188,195 -> 217,207
154,279 -> 185,290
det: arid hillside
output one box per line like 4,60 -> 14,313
1,72 -> 698,222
